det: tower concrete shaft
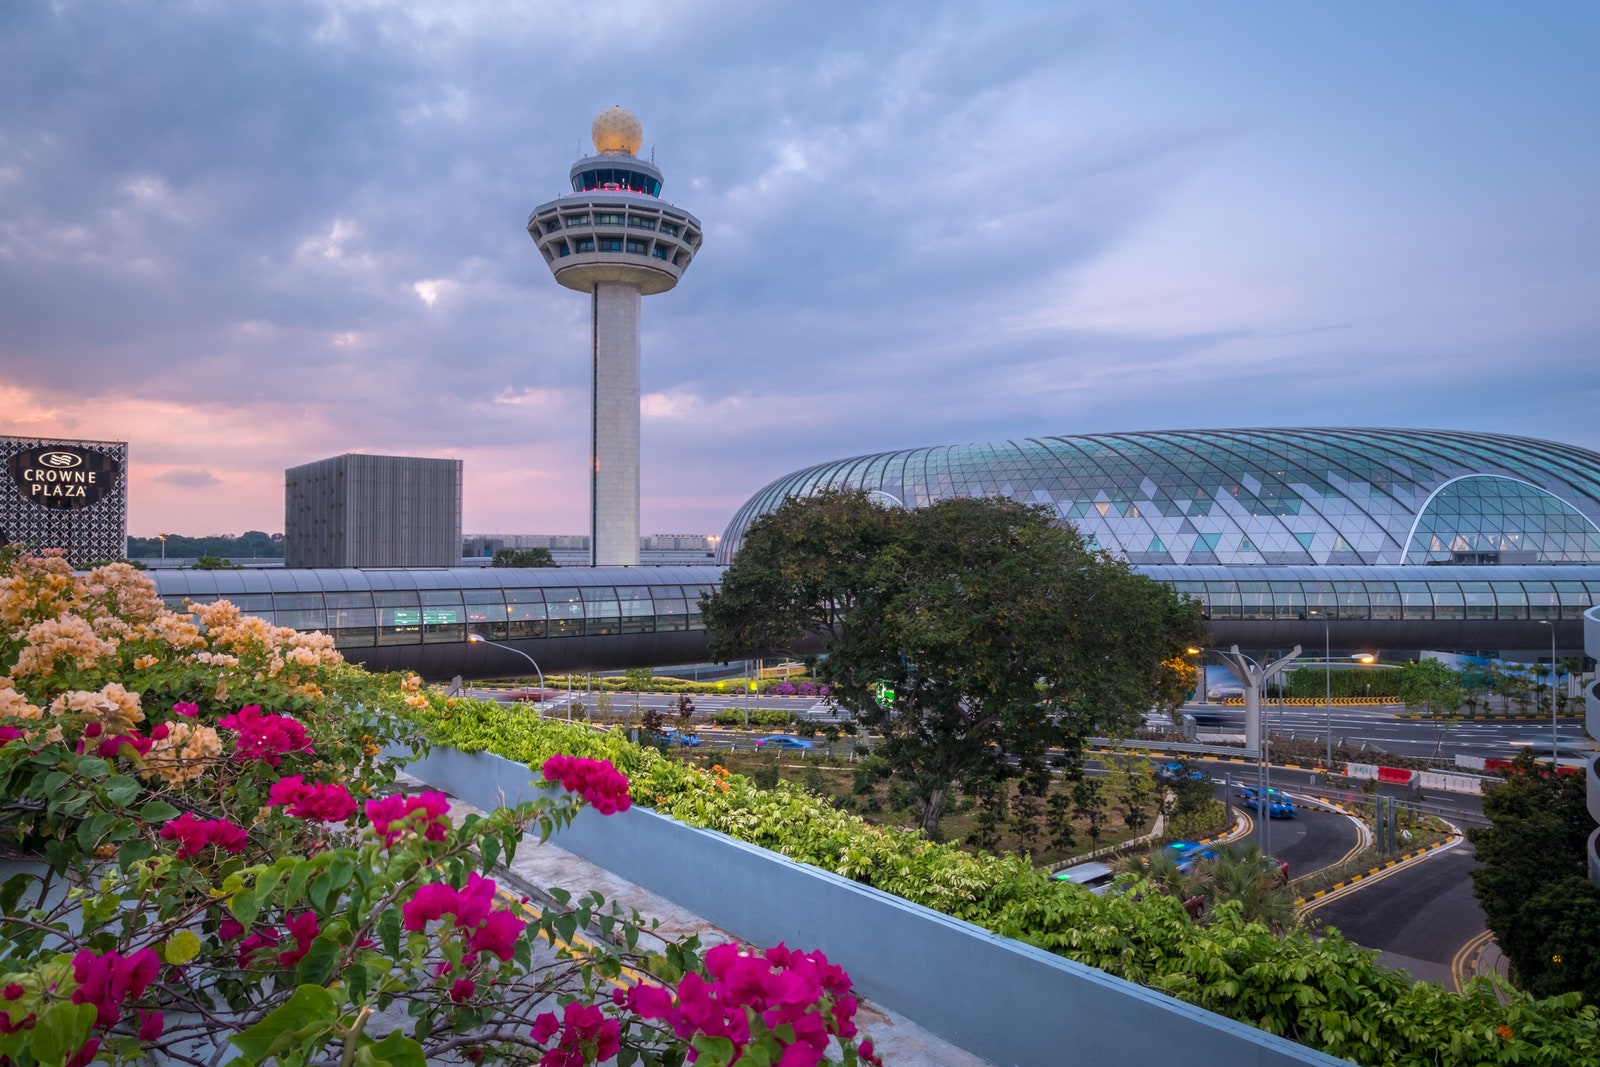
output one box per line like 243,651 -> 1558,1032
528,106 -> 702,567
591,282 -> 641,566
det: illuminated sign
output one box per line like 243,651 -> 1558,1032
6,446 -> 121,512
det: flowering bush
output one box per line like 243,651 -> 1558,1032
0,547 -> 878,1067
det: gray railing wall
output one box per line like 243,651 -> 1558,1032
403,745 -> 1345,1067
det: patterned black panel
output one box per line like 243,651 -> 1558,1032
0,436 -> 128,566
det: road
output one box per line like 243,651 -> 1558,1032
1301,841 -> 1487,988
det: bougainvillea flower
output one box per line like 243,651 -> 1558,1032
159,814 -> 249,860
172,702 -> 199,718
364,791 -> 452,846
267,776 -> 356,822
540,754 -> 632,814
218,705 -> 313,766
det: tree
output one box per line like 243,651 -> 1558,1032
1468,751 -> 1600,1002
1395,658 -> 1464,718
492,547 -> 557,567
704,491 -> 1207,834
1154,654 -> 1200,730
191,555 -> 239,570
1197,843 -> 1297,932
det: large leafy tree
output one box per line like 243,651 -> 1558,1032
1469,751 -> 1600,1001
704,490 -> 1207,834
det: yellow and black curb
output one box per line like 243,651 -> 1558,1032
1293,835 -> 1458,908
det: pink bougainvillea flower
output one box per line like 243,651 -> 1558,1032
402,882 -> 460,932
64,1037 -> 101,1067
467,908 -> 525,963
217,917 -> 245,941
278,911 -> 320,968
218,705 -> 313,766
70,948 -> 159,1027
1,984 -> 22,1001
159,814 -> 249,860
364,791 -> 452,846
530,1002 -> 619,1066
267,776 -> 356,822
540,754 -> 632,814
0,725 -> 22,744
449,978 -> 476,1003
136,1008 -> 165,1041
529,1012 -> 559,1043
172,702 -> 199,718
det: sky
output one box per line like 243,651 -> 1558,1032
2,1 -> 1597,540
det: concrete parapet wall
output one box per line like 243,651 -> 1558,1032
403,745 -> 1345,1067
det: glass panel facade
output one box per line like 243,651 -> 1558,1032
545,588 -> 584,637
718,429 -> 1600,568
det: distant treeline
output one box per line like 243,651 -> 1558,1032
127,531 -> 284,559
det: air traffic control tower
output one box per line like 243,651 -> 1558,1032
528,107 -> 703,566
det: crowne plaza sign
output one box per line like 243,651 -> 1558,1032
7,445 -> 121,511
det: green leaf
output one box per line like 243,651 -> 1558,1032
366,1030 -> 429,1067
229,984 -> 337,1062
229,887 -> 260,928
30,1001 -> 95,1067
73,755 -> 111,779
165,928 -> 202,964
378,908 -> 400,958
75,811 -> 117,851
0,872 -> 33,914
480,834 -> 501,873
103,773 -> 141,805
118,837 -> 155,867
295,934 -> 342,986
139,799 -> 182,822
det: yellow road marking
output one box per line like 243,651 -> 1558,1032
1451,929 -> 1495,993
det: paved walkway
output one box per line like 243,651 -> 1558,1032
418,779 -> 992,1066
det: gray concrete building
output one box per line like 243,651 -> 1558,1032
528,106 -> 703,567
284,453 -> 461,568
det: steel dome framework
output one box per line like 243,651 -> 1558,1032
718,428 -> 1600,569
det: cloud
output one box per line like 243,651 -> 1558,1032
153,468 -> 221,488
0,0 -> 1595,540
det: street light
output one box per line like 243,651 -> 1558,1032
1538,620 -> 1558,767
1201,644 -> 1301,854
467,634 -> 547,716
1308,612 -> 1333,774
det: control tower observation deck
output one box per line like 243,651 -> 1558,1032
528,107 -> 703,567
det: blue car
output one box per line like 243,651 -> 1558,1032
1153,761 -> 1208,784
756,734 -> 814,750
1237,787 -> 1297,819
1163,840 -> 1220,874
659,729 -> 701,748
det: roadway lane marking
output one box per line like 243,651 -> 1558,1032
1451,929 -> 1495,994
1296,834 -> 1464,913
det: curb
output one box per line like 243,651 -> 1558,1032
1293,835 -> 1457,907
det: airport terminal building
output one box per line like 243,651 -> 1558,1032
149,427 -> 1600,680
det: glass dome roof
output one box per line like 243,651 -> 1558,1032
718,428 -> 1600,568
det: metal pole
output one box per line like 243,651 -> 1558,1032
1325,620 -> 1333,774
468,635 -> 546,717
1541,620 -> 1557,767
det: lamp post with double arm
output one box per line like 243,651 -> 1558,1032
1204,644 -> 1302,854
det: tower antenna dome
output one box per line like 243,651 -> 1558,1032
591,106 -> 643,156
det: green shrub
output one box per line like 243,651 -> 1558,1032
405,701 -> 1600,1066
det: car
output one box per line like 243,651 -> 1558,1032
1164,840 -> 1290,884
659,728 -> 701,748
1237,786 -> 1297,819
1153,761 -> 1208,783
755,734 -> 815,750
1052,861 -> 1117,894
1163,840 -> 1220,874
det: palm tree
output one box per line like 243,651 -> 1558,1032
1195,843 -> 1298,932
1121,847 -> 1207,918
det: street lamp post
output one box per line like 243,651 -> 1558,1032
1538,620 -> 1558,767
1207,644 -> 1302,854
467,634 -> 547,717
1308,612 -> 1334,774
